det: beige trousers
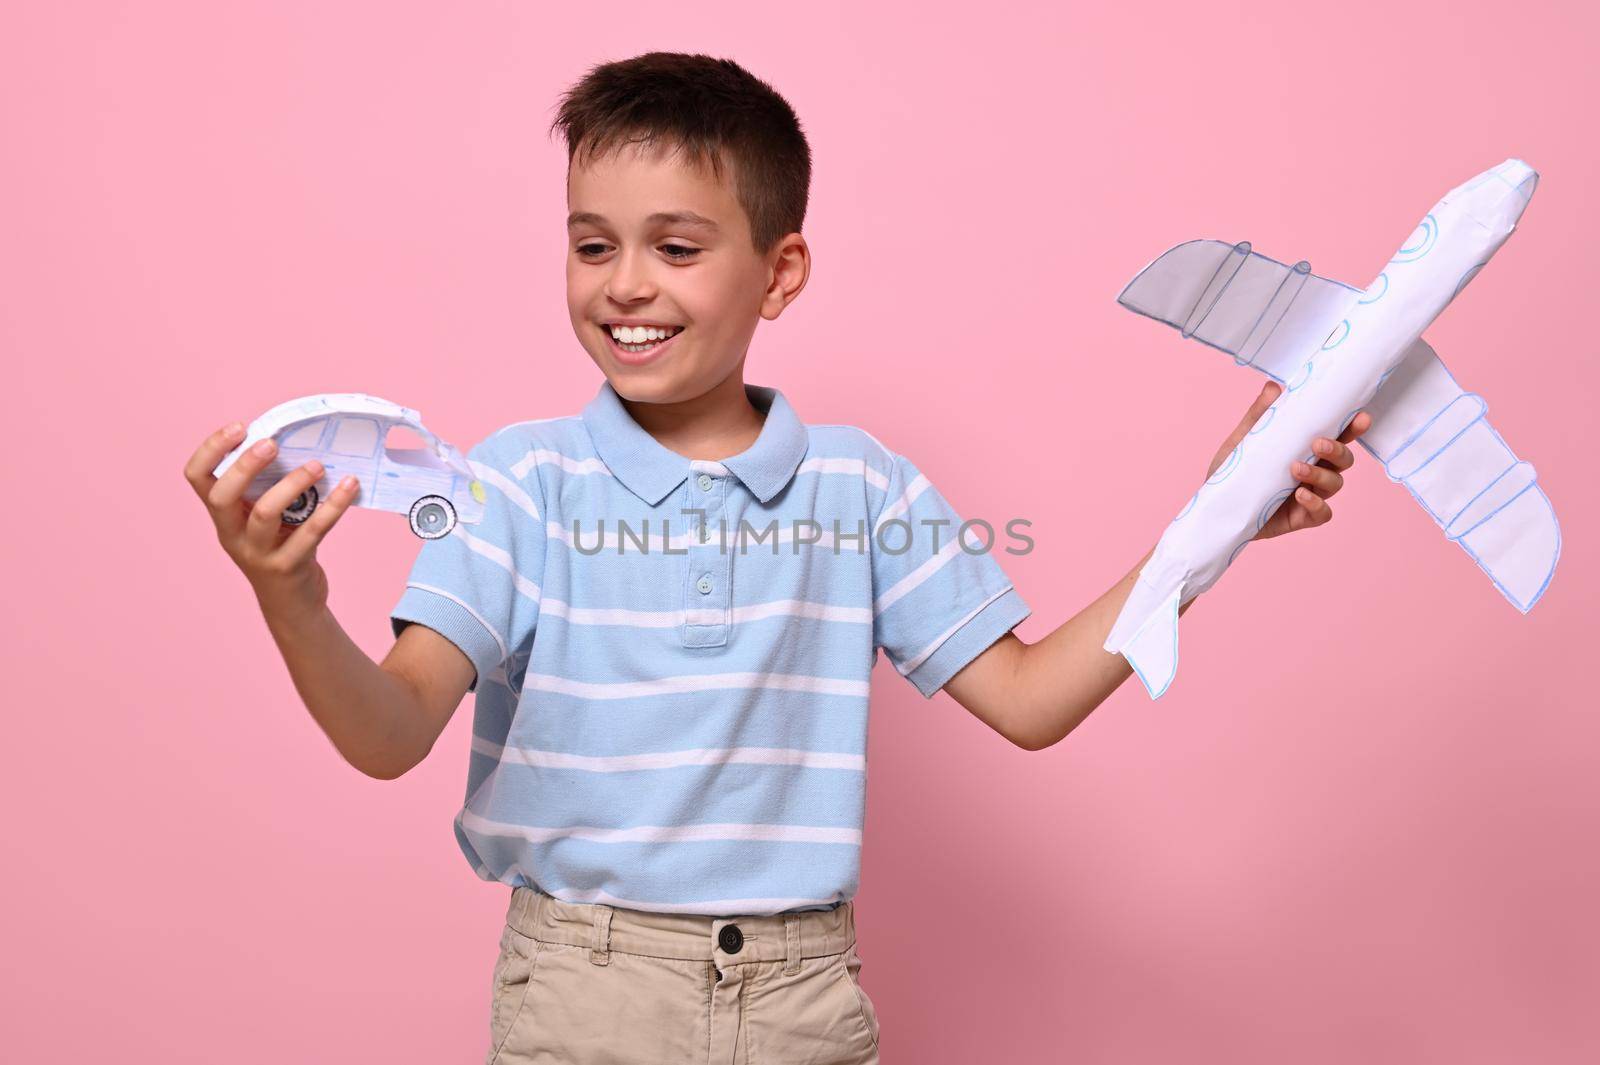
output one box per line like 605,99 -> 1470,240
486,885 -> 881,1064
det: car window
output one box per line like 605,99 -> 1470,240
280,421 -> 325,449
330,418 -> 380,457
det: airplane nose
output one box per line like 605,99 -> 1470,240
1495,158 -> 1537,188
1455,157 -> 1539,233
1495,157 -> 1539,210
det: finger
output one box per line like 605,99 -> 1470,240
1215,384 -> 1283,471
1290,457 -> 1344,498
276,474 -> 361,569
208,436 -> 285,538
244,459 -> 327,554
1336,410 -> 1373,445
1293,485 -> 1333,527
1310,436 -> 1356,472
184,422 -> 246,504
1236,381 -> 1281,434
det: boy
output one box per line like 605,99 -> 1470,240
183,52 -> 1368,1064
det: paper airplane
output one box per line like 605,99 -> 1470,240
1105,159 -> 1560,699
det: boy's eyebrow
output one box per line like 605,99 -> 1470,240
566,210 -> 721,233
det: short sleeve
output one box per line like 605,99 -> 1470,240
869,450 -> 1031,698
389,433 -> 546,693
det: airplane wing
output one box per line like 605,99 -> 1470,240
1117,239 -> 1362,383
1118,239 -> 1560,613
1356,338 -> 1559,612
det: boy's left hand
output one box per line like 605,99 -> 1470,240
1204,381 -> 1374,541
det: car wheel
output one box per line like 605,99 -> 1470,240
409,495 -> 456,540
282,485 -> 319,525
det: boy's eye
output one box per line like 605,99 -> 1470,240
573,243 -> 698,261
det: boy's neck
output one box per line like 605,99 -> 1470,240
615,366 -> 768,463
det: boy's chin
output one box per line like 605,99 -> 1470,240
605,364 -> 744,408
600,361 -> 685,401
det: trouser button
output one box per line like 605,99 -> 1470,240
718,924 -> 744,954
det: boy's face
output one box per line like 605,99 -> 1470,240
565,141 -> 804,405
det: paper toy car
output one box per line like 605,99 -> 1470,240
212,393 -> 487,539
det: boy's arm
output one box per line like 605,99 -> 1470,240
941,543 -> 1194,750
185,421 -> 476,781
261,596 -> 475,779
943,382 -> 1370,750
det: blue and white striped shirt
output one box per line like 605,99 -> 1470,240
390,380 -> 1031,915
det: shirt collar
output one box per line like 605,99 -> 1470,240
581,379 -> 809,507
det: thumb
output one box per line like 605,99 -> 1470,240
1233,381 -> 1280,437
1210,382 -> 1281,478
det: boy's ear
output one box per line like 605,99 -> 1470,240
760,233 -> 811,321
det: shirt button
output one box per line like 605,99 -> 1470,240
718,924 -> 744,954
696,574 -> 713,594
697,473 -> 713,491
698,523 -> 709,543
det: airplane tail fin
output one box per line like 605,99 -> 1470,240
1105,576 -> 1185,700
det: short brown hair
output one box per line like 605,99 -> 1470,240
550,53 -> 811,254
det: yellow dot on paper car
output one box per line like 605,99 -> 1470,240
470,480 -> 486,504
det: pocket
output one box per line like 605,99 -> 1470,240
487,925 -> 539,1062
841,945 -> 880,1052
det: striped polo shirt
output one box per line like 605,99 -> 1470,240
390,379 -> 1031,916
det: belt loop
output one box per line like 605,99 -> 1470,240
590,904 -> 614,966
783,913 -> 801,975
513,886 -> 529,934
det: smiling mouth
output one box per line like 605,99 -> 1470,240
604,324 -> 684,354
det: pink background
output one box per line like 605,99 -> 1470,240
5,2 -> 1597,1060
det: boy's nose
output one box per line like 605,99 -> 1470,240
603,251 -> 658,303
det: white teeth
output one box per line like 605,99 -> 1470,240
608,324 -> 680,345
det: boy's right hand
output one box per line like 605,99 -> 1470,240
183,423 -> 361,621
